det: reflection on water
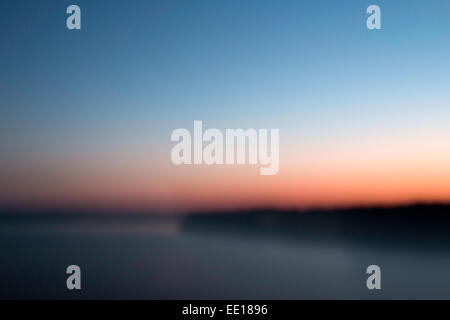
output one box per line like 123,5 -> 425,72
1,213 -> 450,300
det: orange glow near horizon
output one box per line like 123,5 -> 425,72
2,133 -> 450,213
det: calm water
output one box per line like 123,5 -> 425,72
1,218 -> 450,299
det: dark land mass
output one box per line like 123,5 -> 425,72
182,203 -> 450,249
2,203 -> 450,249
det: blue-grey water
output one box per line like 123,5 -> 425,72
1,218 -> 450,299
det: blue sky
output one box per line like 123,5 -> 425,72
1,0 -> 450,210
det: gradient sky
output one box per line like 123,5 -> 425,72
1,0 -> 450,212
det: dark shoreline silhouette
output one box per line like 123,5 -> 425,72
183,203 -> 450,248
2,203 -> 450,248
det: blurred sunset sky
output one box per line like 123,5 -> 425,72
1,0 -> 450,212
